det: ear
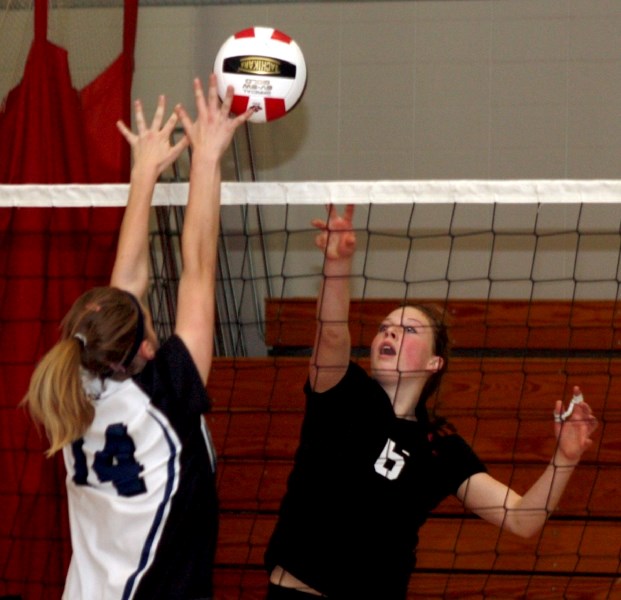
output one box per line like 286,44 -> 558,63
138,339 -> 156,361
428,356 -> 444,372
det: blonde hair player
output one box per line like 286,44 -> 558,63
24,75 -> 254,600
265,204 -> 599,599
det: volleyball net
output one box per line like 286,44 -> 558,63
1,181 -> 620,599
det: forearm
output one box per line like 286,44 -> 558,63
173,154 -> 221,382
504,408 -> 593,537
110,164 -> 159,297
182,156 -> 221,278
310,256 -> 352,387
464,447 -> 579,538
317,254 -> 352,325
504,460 -> 576,537
465,394 -> 597,539
316,252 -> 352,343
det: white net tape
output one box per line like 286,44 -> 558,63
2,179 -> 621,207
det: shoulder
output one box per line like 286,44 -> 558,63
431,432 -> 487,492
432,431 -> 474,454
135,335 -> 210,414
304,360 -> 372,396
148,335 -> 196,375
158,334 -> 192,358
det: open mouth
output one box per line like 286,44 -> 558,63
379,343 -> 397,356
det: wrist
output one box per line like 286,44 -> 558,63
551,449 -> 579,469
190,147 -> 223,165
130,163 -> 160,185
322,257 -> 353,277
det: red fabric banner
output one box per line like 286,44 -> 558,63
0,0 -> 138,596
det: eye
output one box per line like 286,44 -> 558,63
378,324 -> 388,332
404,326 -> 417,334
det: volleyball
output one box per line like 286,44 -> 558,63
213,26 -> 307,123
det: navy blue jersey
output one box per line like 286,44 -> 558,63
266,361 -> 486,599
63,335 -> 217,600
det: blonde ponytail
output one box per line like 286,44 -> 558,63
23,286 -> 147,456
24,338 -> 94,457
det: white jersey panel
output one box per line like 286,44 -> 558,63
62,378 -> 182,600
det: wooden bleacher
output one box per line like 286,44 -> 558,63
207,299 -> 621,599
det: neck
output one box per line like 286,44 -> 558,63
378,374 -> 425,419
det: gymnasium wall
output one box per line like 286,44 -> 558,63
131,0 -> 621,182
129,0 -> 621,325
2,1 -> 620,333
2,1 -> 620,181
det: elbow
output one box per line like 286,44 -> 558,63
316,322 -> 349,348
512,526 -> 541,540
503,512 -> 548,539
312,326 -> 350,365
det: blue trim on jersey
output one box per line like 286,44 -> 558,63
122,408 -> 179,600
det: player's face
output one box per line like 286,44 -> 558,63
370,306 -> 439,379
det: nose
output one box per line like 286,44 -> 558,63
384,325 -> 397,339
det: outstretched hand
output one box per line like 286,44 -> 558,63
311,204 -> 356,261
174,73 -> 255,162
116,95 -> 188,177
553,385 -> 598,465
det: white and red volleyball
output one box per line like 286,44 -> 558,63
213,26 -> 307,123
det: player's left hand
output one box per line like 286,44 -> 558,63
312,204 -> 356,261
553,385 -> 598,465
175,73 -> 255,163
116,95 -> 188,177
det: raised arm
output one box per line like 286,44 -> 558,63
112,96 -> 188,300
308,204 -> 357,392
173,74 -> 254,384
457,386 -> 598,538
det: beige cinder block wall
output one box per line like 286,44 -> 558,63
137,2 -> 621,355
133,0 -> 621,182
2,1 -> 620,354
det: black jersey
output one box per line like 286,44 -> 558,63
62,335 -> 217,600
265,361 -> 486,599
